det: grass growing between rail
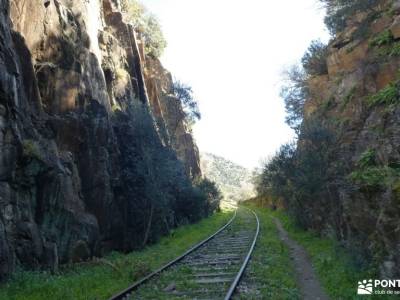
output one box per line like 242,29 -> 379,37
245,203 -> 381,300
0,211 -> 233,300
234,206 -> 299,300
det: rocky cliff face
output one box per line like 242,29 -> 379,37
0,0 -> 201,280
301,0 -> 400,277
145,58 -> 201,179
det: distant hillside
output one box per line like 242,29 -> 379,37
200,153 -> 255,207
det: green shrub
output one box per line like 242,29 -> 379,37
255,120 -> 337,228
111,103 -> 122,112
321,96 -> 336,112
280,65 -> 309,133
357,149 -> 376,169
121,0 -> 145,23
301,40 -> 328,76
350,149 -> 400,190
340,86 -> 356,111
374,41 -> 400,58
367,82 -> 399,107
349,166 -> 397,190
195,178 -> 222,215
320,0 -> 379,35
22,140 -> 41,160
121,0 -> 167,58
172,80 -> 201,126
281,40 -> 327,133
141,15 -> 167,58
369,30 -> 400,58
369,30 -> 394,47
387,42 -> 400,56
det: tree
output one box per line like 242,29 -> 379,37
172,80 -> 201,125
257,143 -> 296,200
114,100 -> 218,246
301,40 -> 328,76
140,14 -> 167,58
256,120 -> 338,228
280,65 -> 308,133
121,0 -> 167,58
121,0 -> 145,24
195,178 -> 222,215
319,0 -> 380,35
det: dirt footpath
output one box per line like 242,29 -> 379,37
274,218 -> 329,300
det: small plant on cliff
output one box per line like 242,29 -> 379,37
340,86 -> 356,111
172,80 -> 201,126
369,30 -> 394,47
349,149 -> 400,190
367,82 -> 399,107
387,42 -> 400,57
350,166 -> 397,190
301,40 -> 328,76
121,0 -> 167,58
369,30 -> 400,58
114,68 -> 130,96
22,139 -> 42,160
321,96 -> 336,113
357,149 -> 376,169
112,103 -> 122,112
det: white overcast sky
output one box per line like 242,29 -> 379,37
142,0 -> 330,169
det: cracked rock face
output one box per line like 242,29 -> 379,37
0,0 -> 201,280
300,0 -> 400,277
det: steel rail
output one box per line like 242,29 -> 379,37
109,209 -> 238,300
224,207 -> 260,300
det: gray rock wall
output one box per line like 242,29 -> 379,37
0,0 -> 201,280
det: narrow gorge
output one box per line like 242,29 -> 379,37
2,0 -> 400,298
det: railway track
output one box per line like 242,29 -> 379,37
109,207 -> 259,300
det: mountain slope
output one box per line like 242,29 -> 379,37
201,153 -> 255,207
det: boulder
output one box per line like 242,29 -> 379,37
327,41 -> 369,76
